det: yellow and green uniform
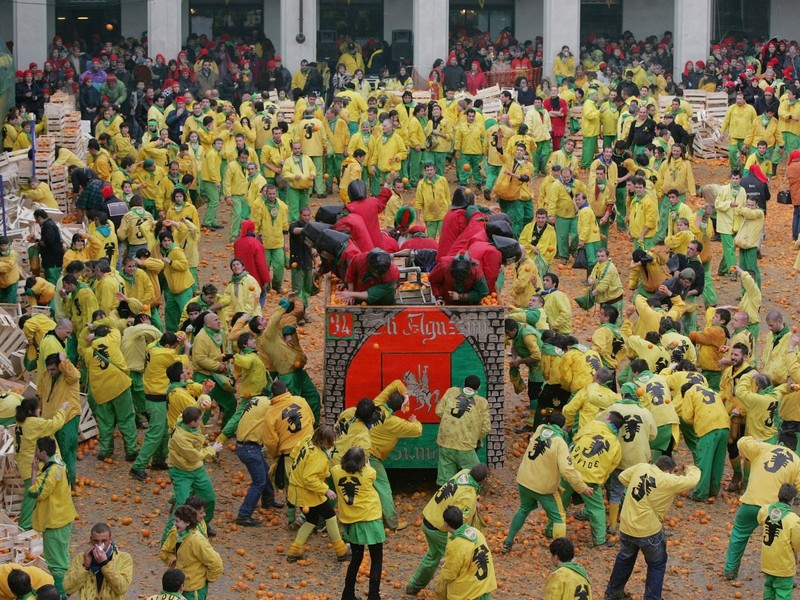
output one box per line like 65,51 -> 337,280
576,203 -> 601,270
735,372 -> 788,442
261,391 -> 314,500
507,423 -> 588,545
28,455 -> 76,595
14,409 -> 66,531
223,159 -> 250,242
407,469 -> 482,594
724,437 -> 800,578
281,153 -> 316,222
435,386 -> 491,485
191,326 -> 236,427
722,103 -> 757,168
161,244 -> 194,332
0,246 -> 20,303
117,207 -> 154,256
0,563 -> 53,598
37,358 -> 81,486
252,195 -> 289,291
454,120 -> 485,186
330,464 -> 385,544
778,97 -> 800,157
166,382 -> 210,431
84,329 -> 138,459
544,562 -> 592,600
757,500 -> 800,598
734,205 -> 765,287
23,181 -> 57,208
510,256 -> 541,308
547,177 -> 587,259
519,222 -> 557,272
323,117 -> 350,194
232,349 -> 269,398
714,183 -> 746,274
160,526 -> 222,597
164,421 -> 218,537
339,157 -> 363,203
562,419 -> 621,545
562,383 -> 620,432
542,289 -> 573,334
580,97 -> 601,168
415,174 -> 449,239
436,524 -> 496,600
628,191 -> 658,249
200,148 -> 222,226
63,546 -> 133,600
681,384 -> 730,500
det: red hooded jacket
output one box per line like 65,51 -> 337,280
234,220 -> 271,287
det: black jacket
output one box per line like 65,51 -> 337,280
741,174 -> 771,212
38,218 -> 65,269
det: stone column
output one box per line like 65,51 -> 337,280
412,0 -> 448,77
14,0 -> 48,70
147,0 -> 182,62
673,0 -> 711,78
280,0 -> 316,71
543,0 -> 580,80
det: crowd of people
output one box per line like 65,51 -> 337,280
2,22 -> 800,600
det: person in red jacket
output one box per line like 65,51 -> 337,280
467,234 -> 521,293
333,211 -> 374,252
465,62 -> 488,95
438,187 -> 474,257
401,224 -> 439,251
233,220 -> 271,306
429,252 -> 490,304
344,178 -> 395,250
341,248 -> 399,305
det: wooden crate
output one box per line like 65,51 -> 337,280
2,479 -> 24,516
14,529 -> 43,559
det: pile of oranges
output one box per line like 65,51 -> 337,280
479,292 -> 500,306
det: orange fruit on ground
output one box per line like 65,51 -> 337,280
111,494 -> 119,502
236,548 -> 246,556
141,529 -> 150,538
793,325 -> 798,333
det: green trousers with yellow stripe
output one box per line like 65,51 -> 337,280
506,483 -> 567,547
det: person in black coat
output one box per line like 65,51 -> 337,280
33,209 -> 65,283
662,113 -> 689,146
78,77 -> 100,123
442,55 -> 466,91
754,87 -> 780,115
303,63 -> 324,96
15,71 -> 44,116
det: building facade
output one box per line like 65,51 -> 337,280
5,0 -> 800,78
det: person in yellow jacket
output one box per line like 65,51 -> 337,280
162,406 -> 223,541
561,411 -> 623,547
541,273 -> 573,334
62,232 -> 101,270
251,184 -> 289,291
406,464 -> 488,595
21,176 -> 57,208
200,138 -> 223,228
294,110 -> 328,197
223,150 -> 251,243
27,437 -> 76,596
244,161 -> 267,210
546,167 -> 586,261
160,504 -> 222,600
368,117 -> 408,195
628,176 -> 658,250
724,434 -> 800,579
525,97 -> 553,175
734,196 -> 764,287
87,141 -> 116,182
544,538 -> 592,600
778,87 -> 800,159
546,137 -> 581,173
436,376 -> 491,485
679,381 -> 730,501
562,367 -> 620,432
323,106 -> 350,196
282,141 -> 316,222
588,163 -> 617,241
423,104 -> 453,177
339,150 -> 365,203
657,144 -> 695,241
223,258 -> 261,317
519,209 -> 557,274
190,311 -> 236,427
435,506 -> 496,600
722,92 -> 757,169
553,46 -> 576,84
575,193 -> 601,275
13,397 -> 68,532
332,446 -> 386,600
736,370 -> 792,446
587,248 -> 623,322
37,352 -> 81,487
63,523 -> 133,600
605,383 -> 659,533
757,483 -> 800,599
0,236 -> 20,303
493,144 -> 534,237
404,104 -> 427,186
580,87 -> 601,168
510,246 -> 542,307
604,456 -> 701,600
503,414 -> 592,551
230,331 -> 270,398
164,363 -> 213,433
663,215 -> 694,256
262,379 -> 315,524
286,425 -> 349,561
415,162 -> 450,239
454,108 -> 485,188
159,231 -> 194,332
84,325 -> 139,461
0,563 -> 53,599
117,197 -> 155,259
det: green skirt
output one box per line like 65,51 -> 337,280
341,519 -> 386,545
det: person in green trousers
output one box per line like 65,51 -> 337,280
289,208 -> 315,306
28,437 -> 76,596
162,406 -> 222,542
159,232 -> 195,333
406,464 -> 487,596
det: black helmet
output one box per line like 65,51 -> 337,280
315,205 -> 343,225
347,179 -> 368,202
317,229 -> 350,257
492,235 -> 522,262
302,221 -> 332,246
450,186 -> 475,209
485,217 -> 515,240
366,248 -> 391,277
450,252 -> 473,282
